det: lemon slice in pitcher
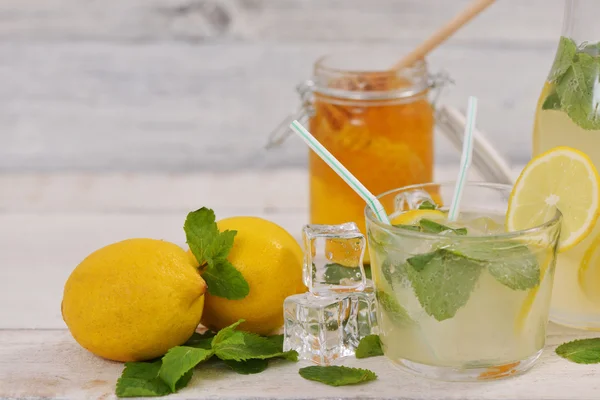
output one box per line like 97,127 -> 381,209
507,146 -> 600,252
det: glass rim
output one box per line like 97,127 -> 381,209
311,55 -> 432,101
364,182 -> 563,241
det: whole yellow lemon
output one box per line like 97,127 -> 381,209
62,238 -> 206,362
197,217 -> 305,335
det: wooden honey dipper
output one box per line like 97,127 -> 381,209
335,0 -> 497,92
394,0 -> 497,70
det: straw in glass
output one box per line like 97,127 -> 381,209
289,120 -> 391,225
448,96 -> 478,221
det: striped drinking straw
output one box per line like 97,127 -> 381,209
289,120 -> 391,225
448,96 -> 478,222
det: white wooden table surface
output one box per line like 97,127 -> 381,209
2,168 -> 600,400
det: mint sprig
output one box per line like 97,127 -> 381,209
355,335 -> 384,359
115,320 -> 298,398
299,366 -> 377,387
184,208 -> 249,300
544,36 -> 600,130
556,338 -> 600,364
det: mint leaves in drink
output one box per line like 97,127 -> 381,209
452,241 -> 540,290
184,208 -> 249,300
544,36 -> 600,130
418,200 -> 438,210
299,366 -> 377,387
406,249 -> 483,321
394,218 -> 468,235
115,320 -> 298,398
556,338 -> 600,364
376,290 -> 414,326
401,220 -> 540,320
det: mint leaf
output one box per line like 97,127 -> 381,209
450,241 -> 540,290
266,334 -> 284,350
202,258 -> 249,300
550,36 -> 577,81
556,53 -> 600,130
185,331 -> 215,350
323,263 -> 363,285
376,290 -> 413,326
364,264 -> 372,280
223,359 -> 269,374
184,207 -> 249,300
556,338 -> 600,364
542,88 -> 562,110
214,330 -> 298,362
206,229 -> 237,261
212,320 -> 245,347
419,219 -> 467,235
184,207 -> 220,265
406,249 -> 482,321
406,252 -> 437,272
418,200 -> 437,210
116,361 -> 171,398
158,346 -> 214,392
356,335 -> 383,359
393,224 -> 422,231
299,366 -> 377,387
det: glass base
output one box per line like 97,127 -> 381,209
551,310 -> 600,331
390,350 -> 542,382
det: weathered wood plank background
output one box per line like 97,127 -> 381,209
1,0 -> 564,171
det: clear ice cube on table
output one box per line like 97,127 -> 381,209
302,222 -> 366,296
283,293 -> 356,365
284,223 -> 379,364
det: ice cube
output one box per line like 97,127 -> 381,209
283,293 -> 356,365
345,280 -> 379,346
302,223 -> 366,296
466,215 -> 504,235
394,189 -> 436,212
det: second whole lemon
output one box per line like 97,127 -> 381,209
198,217 -> 305,335
62,238 -> 207,362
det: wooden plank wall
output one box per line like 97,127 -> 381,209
0,0 -> 564,171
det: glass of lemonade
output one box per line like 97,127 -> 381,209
365,182 -> 562,381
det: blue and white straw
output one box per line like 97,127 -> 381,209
448,96 -> 478,221
289,120 -> 391,225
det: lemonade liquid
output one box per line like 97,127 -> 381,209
533,32 -> 600,328
369,211 -> 556,379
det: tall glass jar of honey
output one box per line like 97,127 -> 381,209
270,53 -> 442,262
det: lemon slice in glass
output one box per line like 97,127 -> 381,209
507,146 -> 600,252
390,209 -> 446,226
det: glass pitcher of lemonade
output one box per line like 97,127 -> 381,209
271,53 -> 445,262
533,0 -> 600,329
